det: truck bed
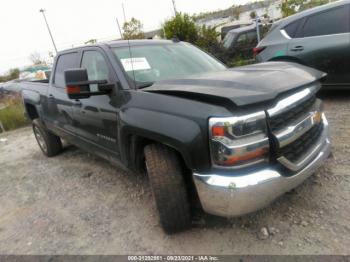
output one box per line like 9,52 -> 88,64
21,80 -> 49,105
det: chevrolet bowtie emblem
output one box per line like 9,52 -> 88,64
313,111 -> 322,123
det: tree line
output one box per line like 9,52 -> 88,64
0,69 -> 20,83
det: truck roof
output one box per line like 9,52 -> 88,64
58,39 -> 176,55
227,24 -> 256,34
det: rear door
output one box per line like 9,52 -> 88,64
287,5 -> 350,86
72,47 -> 120,155
44,51 -> 80,135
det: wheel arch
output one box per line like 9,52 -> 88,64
121,128 -> 192,173
118,106 -> 210,173
24,102 -> 39,120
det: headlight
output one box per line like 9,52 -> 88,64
209,111 -> 270,168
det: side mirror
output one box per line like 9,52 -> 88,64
64,68 -> 114,100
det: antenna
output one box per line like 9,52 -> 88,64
116,18 -> 123,40
122,3 -> 137,89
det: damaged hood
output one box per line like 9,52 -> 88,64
143,62 -> 326,106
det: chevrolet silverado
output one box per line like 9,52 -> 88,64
21,40 -> 331,233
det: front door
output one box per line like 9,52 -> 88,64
72,48 -> 120,155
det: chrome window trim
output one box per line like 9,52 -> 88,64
280,29 -> 292,39
292,31 -> 350,39
281,27 -> 350,40
267,83 -> 320,117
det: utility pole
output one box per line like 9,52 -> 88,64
171,0 -> 177,15
255,16 -> 261,43
39,9 -> 58,54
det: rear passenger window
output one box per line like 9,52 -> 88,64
246,31 -> 257,43
284,20 -> 301,38
236,33 -> 247,44
54,52 -> 78,88
302,6 -> 349,37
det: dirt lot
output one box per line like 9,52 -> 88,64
0,91 -> 349,255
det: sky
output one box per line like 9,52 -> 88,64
0,0 -> 251,74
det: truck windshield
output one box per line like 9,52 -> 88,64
112,43 -> 226,88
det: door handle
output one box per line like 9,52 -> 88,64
291,46 -> 304,51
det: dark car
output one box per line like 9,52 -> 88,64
21,40 -> 330,233
255,0 -> 350,88
223,24 -> 271,59
220,24 -> 251,40
222,24 -> 259,58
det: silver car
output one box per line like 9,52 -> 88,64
255,0 -> 350,87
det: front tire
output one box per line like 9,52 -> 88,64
32,119 -> 62,157
144,144 -> 191,234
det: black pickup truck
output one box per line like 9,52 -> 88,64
22,40 -> 331,233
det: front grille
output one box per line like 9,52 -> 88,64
269,95 -> 316,132
279,122 -> 323,162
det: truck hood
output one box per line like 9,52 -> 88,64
143,62 -> 326,107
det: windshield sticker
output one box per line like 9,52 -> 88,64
120,57 -> 151,72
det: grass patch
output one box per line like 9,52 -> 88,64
0,94 -> 29,132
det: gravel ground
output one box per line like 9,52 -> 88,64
0,91 -> 349,255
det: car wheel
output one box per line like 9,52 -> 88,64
32,119 -> 62,157
144,144 -> 191,234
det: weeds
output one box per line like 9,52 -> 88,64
227,56 -> 255,67
0,93 -> 29,132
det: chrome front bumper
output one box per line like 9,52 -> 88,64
193,116 -> 331,217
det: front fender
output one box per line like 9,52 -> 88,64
119,107 -> 210,171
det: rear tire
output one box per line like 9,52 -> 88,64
32,119 -> 62,157
144,144 -> 191,234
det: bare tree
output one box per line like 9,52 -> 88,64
122,17 -> 145,39
29,52 -> 46,65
